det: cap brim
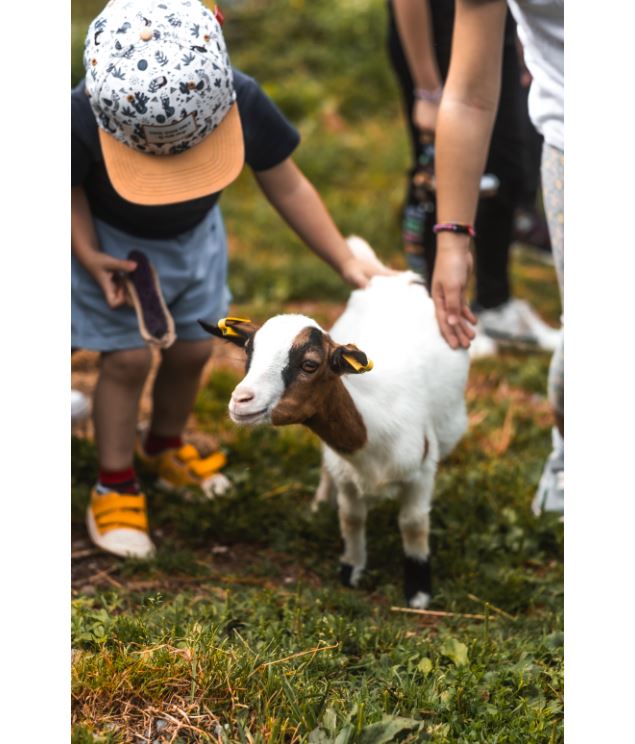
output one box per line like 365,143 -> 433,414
99,102 -> 244,206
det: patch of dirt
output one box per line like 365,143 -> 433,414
71,538 -> 325,596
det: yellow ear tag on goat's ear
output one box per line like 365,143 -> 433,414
218,317 -> 252,338
342,354 -> 374,373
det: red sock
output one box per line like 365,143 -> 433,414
98,466 -> 139,494
144,432 -> 183,456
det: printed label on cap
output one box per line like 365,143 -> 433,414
142,112 -> 197,145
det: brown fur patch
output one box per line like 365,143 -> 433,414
271,328 -> 367,454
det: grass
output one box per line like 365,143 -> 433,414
71,1 -> 563,741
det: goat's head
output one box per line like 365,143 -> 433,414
199,315 -> 372,427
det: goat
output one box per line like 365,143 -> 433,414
200,239 -> 469,608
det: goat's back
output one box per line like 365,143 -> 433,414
329,272 -> 469,464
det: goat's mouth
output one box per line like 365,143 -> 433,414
229,406 -> 270,425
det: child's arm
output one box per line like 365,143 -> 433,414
254,158 -> 395,288
71,186 -> 137,308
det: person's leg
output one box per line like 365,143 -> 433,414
93,347 -> 152,471
542,144 -> 564,431
386,1 -> 431,275
533,142 -> 564,516
137,206 -> 231,497
88,347 -> 155,558
472,13 -> 525,310
473,199 -> 515,310
512,83 -> 552,255
148,338 -> 214,440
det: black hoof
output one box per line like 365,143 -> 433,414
404,555 -> 431,604
340,562 -> 354,587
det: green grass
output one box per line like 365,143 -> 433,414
71,1 -> 563,741
72,344 -> 563,743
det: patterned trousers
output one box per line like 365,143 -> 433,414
542,143 -> 564,417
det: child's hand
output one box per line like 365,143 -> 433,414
339,256 -> 399,289
82,251 -> 138,309
431,238 -> 477,349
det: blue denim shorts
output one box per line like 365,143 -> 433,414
71,206 -> 231,352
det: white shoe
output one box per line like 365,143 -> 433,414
478,299 -> 561,351
71,390 -> 91,425
86,486 -> 156,559
532,428 -> 564,516
469,321 -> 498,360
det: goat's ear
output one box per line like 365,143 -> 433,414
330,343 -> 374,375
198,317 -> 260,347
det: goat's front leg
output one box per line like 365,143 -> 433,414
337,484 -> 367,588
311,463 -> 334,513
398,464 -> 436,609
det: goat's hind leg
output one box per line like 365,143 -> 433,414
398,464 -> 436,609
337,484 -> 368,588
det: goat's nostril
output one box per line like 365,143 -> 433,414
233,388 -> 255,404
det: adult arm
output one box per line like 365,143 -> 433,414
432,0 -> 508,348
71,186 -> 137,308
392,0 -> 442,132
254,158 -> 395,288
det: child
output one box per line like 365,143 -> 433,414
72,0 -> 394,558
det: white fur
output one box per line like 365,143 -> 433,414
409,592 -> 431,610
228,238 -> 469,608
229,314 -> 321,425
324,270 -> 468,492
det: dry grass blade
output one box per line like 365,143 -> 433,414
467,592 -> 518,621
390,606 -> 489,620
85,566 -> 124,589
252,641 -> 339,674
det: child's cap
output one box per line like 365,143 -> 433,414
84,0 -> 244,205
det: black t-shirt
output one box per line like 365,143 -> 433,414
71,69 -> 300,238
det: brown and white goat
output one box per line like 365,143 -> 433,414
200,267 -> 469,608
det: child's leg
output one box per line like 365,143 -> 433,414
93,347 -> 152,470
149,338 -> 214,438
88,347 -> 155,559
139,337 -> 228,498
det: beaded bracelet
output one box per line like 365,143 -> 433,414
433,222 -> 477,238
414,86 -> 443,103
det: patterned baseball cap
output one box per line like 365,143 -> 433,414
84,0 -> 244,205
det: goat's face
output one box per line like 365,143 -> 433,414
199,314 -> 372,427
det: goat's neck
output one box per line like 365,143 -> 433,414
305,378 -> 367,455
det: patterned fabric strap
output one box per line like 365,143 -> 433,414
433,222 -> 477,238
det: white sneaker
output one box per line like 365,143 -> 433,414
532,428 -> 564,516
478,299 -> 561,351
469,321 -> 498,360
86,486 -> 156,559
71,390 -> 91,425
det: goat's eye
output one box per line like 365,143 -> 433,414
301,359 -> 319,373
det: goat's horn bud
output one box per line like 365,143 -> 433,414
342,353 -> 374,373
218,317 -> 252,338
